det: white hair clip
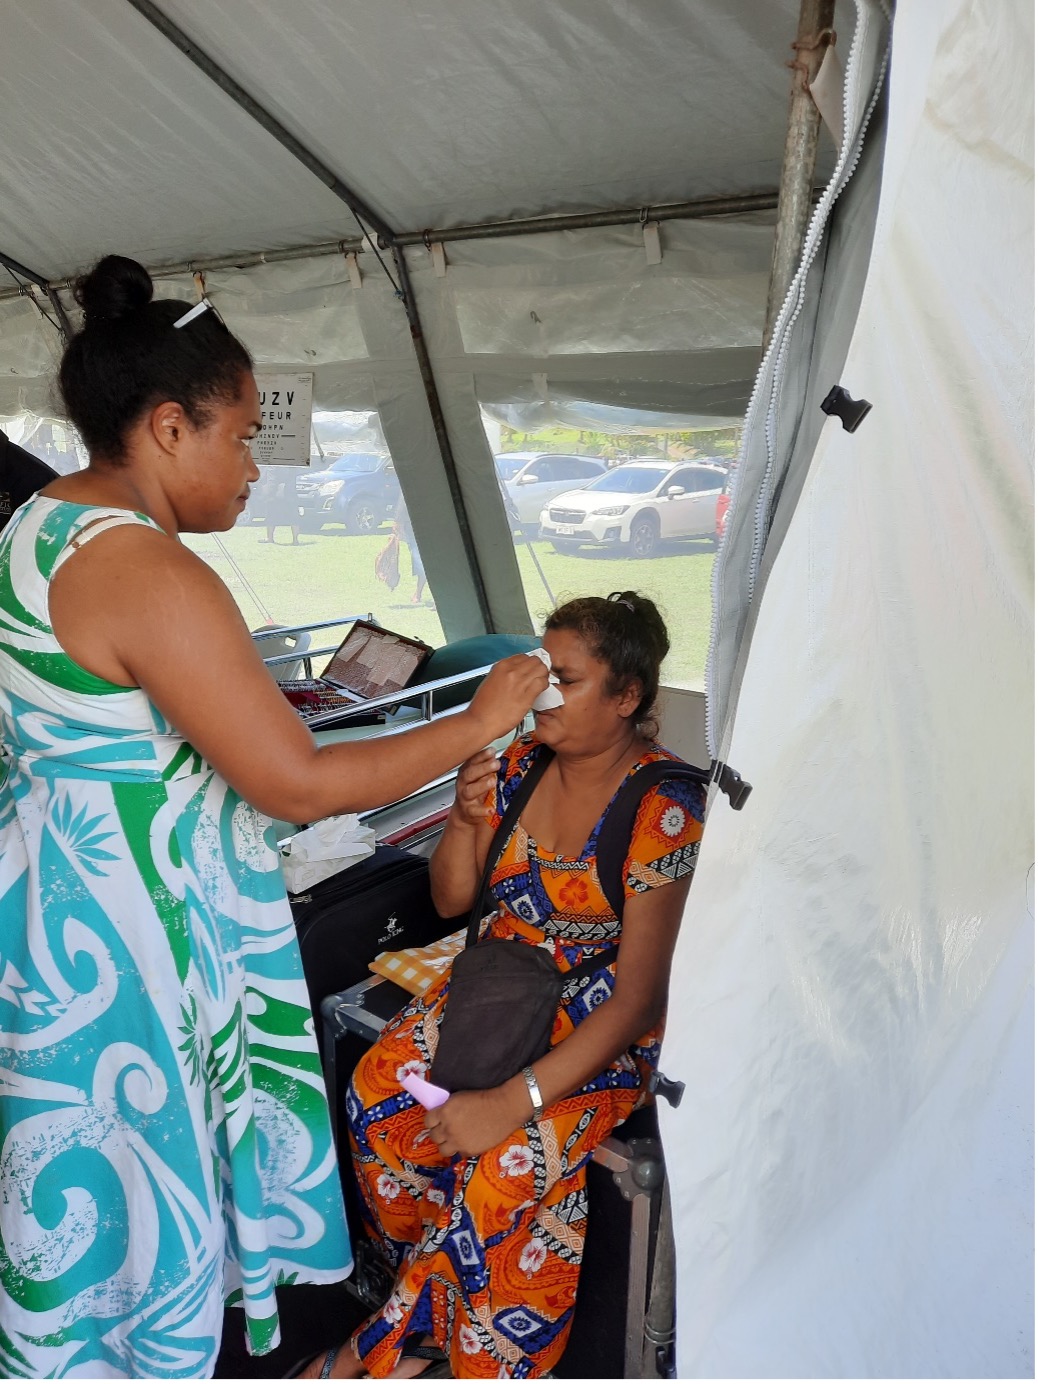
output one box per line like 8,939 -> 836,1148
173,298 -> 212,329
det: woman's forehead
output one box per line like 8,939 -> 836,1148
208,374 -> 261,428
236,372 -> 262,418
543,627 -> 599,668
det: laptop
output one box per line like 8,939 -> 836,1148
278,619 -> 433,722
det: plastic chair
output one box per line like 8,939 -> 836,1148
252,623 -> 312,682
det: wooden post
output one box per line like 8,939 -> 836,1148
762,0 -> 837,353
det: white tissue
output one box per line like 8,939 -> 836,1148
526,647 -> 565,711
280,813 -> 376,894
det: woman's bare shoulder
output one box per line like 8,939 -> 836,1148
49,520 -> 244,680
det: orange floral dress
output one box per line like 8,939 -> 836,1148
346,734 -> 705,1378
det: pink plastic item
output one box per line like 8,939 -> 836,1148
401,1071 -> 450,1109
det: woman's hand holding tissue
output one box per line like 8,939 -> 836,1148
526,646 -> 565,710
465,652 -> 548,740
429,652 -> 550,919
449,747 -> 501,828
439,650 -> 558,844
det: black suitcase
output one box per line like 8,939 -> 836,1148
289,845 -> 458,1053
320,974 -> 414,1153
321,975 -> 418,1308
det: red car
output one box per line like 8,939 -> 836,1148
716,473 -> 735,542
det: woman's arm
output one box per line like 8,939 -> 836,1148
48,527 -> 547,823
425,876 -> 692,1157
428,748 -> 499,917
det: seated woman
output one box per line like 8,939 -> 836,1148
312,592 -> 705,1380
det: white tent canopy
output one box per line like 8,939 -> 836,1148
2,0 -> 844,273
0,0 -> 1032,1376
0,0 -> 854,637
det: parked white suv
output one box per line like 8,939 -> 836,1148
539,461 -> 726,557
495,453 -> 606,529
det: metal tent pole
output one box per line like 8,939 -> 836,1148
641,1179 -> 677,1378
0,191 -> 828,306
123,0 -> 392,240
762,0 -> 836,352
0,251 -> 72,340
122,0 -> 494,630
385,191 -> 787,248
519,532 -> 555,608
389,244 -> 494,628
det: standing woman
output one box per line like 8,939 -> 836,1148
262,465 -> 302,545
0,256 -> 546,1380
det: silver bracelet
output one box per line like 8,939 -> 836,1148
521,1065 -> 544,1121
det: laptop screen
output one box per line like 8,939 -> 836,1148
322,620 -> 432,701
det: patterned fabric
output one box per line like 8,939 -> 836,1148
347,733 -> 705,1378
0,498 -> 352,1379
368,926 -> 467,996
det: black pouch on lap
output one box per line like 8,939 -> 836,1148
429,938 -> 564,1091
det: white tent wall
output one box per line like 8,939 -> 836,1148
708,48 -> 889,757
451,218 -> 774,429
390,217 -> 779,635
0,297 -> 64,418
661,0 -> 1034,1376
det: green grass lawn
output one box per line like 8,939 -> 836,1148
512,534 -> 715,689
183,520 -> 715,690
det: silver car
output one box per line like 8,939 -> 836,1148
496,453 -> 606,530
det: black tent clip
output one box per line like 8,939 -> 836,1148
648,1070 -> 685,1109
820,384 -> 872,433
712,760 -> 752,810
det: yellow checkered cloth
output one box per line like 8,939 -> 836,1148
368,925 -> 468,996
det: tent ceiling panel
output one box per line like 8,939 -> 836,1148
153,0 -> 833,231
0,0 -> 355,279
1,0 -> 849,281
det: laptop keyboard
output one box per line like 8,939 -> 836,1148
280,681 -> 359,720
296,695 -> 358,721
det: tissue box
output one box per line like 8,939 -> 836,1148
279,814 -> 376,894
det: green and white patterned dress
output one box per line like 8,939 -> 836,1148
0,498 -> 352,1379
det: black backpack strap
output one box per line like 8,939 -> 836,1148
561,941 -> 620,985
563,760 -> 714,981
464,744 -> 555,947
462,748 -> 749,955
595,760 -> 712,922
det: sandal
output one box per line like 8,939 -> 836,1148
285,1344 -> 366,1378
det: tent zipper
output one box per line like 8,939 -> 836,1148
704,0 -> 892,761
750,0 -> 892,601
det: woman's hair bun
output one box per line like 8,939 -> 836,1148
74,254 -> 153,324
609,590 -> 669,658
